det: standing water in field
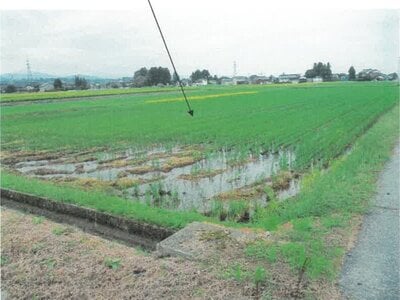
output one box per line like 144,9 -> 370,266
10,147 -> 298,212
128,150 -> 297,211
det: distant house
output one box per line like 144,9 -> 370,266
278,73 -> 301,83
387,73 -> 398,81
338,73 -> 348,81
121,77 -> 133,88
331,74 -> 340,81
233,76 -> 249,85
298,77 -> 307,83
357,69 -> 385,81
39,82 -> 53,92
221,78 -> 234,85
180,78 -> 190,86
90,83 -> 101,89
249,75 -> 270,85
307,76 -> 323,83
193,79 -> 208,86
106,81 -> 121,89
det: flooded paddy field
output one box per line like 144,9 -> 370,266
1,82 -> 397,223
2,145 -> 300,218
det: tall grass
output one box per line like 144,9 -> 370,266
245,104 -> 399,279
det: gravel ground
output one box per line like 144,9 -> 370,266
340,142 -> 400,299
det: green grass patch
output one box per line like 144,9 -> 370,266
1,171 -> 209,229
245,104 -> 399,280
32,216 -> 45,225
104,257 -> 122,270
1,255 -> 10,266
52,226 -> 74,236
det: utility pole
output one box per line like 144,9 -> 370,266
26,58 -> 33,85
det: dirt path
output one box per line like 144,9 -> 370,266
340,142 -> 400,299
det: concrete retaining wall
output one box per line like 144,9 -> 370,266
0,188 -> 176,249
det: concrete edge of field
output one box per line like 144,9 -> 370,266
0,188 -> 177,250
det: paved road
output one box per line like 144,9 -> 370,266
340,142 -> 400,300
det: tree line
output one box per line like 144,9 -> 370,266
305,62 -> 333,81
133,67 -> 172,87
3,64 -> 398,93
133,67 -> 217,87
304,63 -> 398,82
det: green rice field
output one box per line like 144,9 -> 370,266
1,82 -> 398,169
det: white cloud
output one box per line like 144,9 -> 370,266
1,5 -> 398,77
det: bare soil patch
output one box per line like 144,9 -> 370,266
1,207 -> 246,300
1,207 -> 349,299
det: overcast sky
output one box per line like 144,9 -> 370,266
1,3 -> 398,78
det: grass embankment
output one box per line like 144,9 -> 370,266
0,172 -> 208,228
245,104 -> 399,280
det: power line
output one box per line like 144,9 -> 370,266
147,0 -> 194,116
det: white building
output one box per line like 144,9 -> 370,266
39,82 -> 53,92
193,79 -> 208,86
278,73 -> 301,83
221,78 -> 234,85
312,76 -> 323,83
233,76 -> 249,85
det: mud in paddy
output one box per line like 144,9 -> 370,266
2,146 -> 301,215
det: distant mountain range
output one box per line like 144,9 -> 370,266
0,72 -> 56,81
0,72 -> 120,85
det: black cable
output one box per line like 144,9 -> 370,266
147,0 -> 194,116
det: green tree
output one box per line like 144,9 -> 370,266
305,69 -> 316,78
74,76 -> 89,90
304,62 -> 333,81
190,70 -> 202,82
325,62 -> 332,81
348,66 -> 356,81
190,69 -> 211,82
147,67 -> 171,86
172,71 -> 179,84
53,78 -> 63,90
201,69 -> 210,82
5,85 -> 16,93
133,67 -> 148,87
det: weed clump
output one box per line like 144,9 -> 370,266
104,257 -> 122,270
271,171 -> 294,190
